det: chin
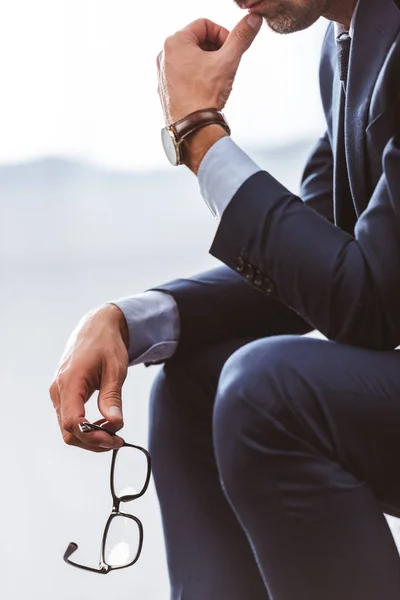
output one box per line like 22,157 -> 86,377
261,3 -> 321,35
266,13 -> 319,34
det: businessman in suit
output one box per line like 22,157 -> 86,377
50,0 -> 400,597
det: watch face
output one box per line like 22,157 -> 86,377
161,127 -> 179,166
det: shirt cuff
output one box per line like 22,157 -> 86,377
111,291 -> 180,366
197,136 -> 262,219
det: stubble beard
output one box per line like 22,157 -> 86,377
260,0 -> 330,34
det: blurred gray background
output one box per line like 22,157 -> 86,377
1,1 -> 399,598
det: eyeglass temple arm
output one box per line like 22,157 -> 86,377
63,542 -> 109,575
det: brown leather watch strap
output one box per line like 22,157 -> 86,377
170,109 -> 231,143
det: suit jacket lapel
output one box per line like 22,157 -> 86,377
345,0 -> 400,214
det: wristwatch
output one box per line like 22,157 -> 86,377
161,108 -> 231,166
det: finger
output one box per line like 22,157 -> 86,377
58,374 -> 89,437
61,430 -> 113,453
59,375 -> 123,450
180,18 -> 230,49
73,422 -> 124,450
52,380 -> 119,452
62,418 -> 124,451
79,422 -> 126,449
220,13 -> 262,63
92,418 -> 125,439
93,417 -> 109,427
97,358 -> 127,432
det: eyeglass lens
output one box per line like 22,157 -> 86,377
104,515 -> 141,567
112,445 -> 149,499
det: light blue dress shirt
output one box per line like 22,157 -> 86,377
113,138 -> 261,365
198,137 -> 262,219
115,291 -> 180,365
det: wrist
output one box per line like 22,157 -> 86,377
104,303 -> 130,350
182,124 -> 229,175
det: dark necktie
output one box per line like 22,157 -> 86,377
334,31 -> 359,228
336,32 -> 352,94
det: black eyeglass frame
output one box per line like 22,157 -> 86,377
63,423 -> 152,575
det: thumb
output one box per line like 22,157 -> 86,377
97,363 -> 125,431
222,13 -> 262,61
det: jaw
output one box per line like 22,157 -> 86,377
262,2 -> 323,35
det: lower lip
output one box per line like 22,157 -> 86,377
247,1 -> 265,11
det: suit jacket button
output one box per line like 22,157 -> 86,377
244,265 -> 256,281
264,278 -> 275,294
235,257 -> 245,273
254,270 -> 264,287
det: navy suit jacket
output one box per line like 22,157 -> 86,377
155,0 -> 400,356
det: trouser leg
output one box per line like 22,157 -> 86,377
214,335 -> 400,600
149,338 -> 269,600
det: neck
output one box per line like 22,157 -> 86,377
323,0 -> 358,29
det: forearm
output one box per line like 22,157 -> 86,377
185,128 -> 398,350
210,160 -> 399,350
153,265 -> 311,360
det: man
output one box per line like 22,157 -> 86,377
50,0 -> 400,598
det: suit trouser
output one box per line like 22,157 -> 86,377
149,323 -> 400,599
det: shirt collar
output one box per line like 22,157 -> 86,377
335,0 -> 360,38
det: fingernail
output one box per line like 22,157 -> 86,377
247,13 -> 262,30
100,443 -> 114,450
109,406 -> 122,419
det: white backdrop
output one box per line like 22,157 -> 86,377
0,0 -> 327,169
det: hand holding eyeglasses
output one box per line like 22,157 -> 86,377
49,304 -> 129,453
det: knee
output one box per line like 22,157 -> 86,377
214,334 -> 302,430
213,336 -> 312,498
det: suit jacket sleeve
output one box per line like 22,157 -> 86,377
151,134 -> 337,359
209,135 -> 400,351
151,265 -> 311,360
300,131 -> 335,223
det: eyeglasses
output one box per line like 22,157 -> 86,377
63,422 -> 151,575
